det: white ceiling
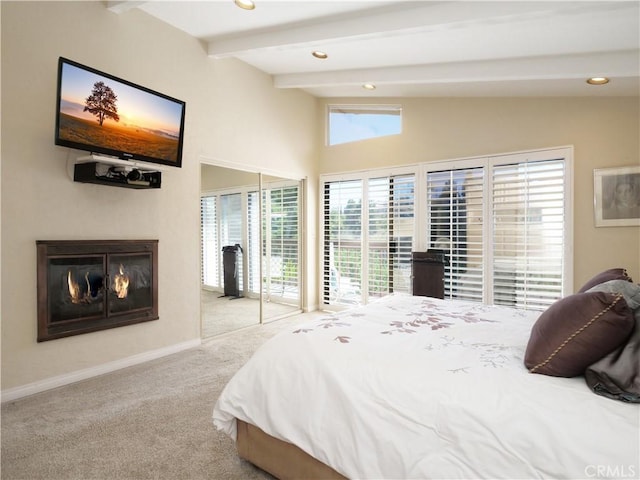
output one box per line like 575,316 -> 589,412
108,1 -> 640,98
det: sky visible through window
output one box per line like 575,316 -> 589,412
329,107 -> 401,145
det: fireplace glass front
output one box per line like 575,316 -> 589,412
37,240 -> 158,341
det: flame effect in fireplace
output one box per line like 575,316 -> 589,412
67,270 -> 91,304
113,264 -> 130,299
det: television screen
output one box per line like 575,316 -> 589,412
55,57 -> 186,168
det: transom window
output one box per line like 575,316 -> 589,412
328,104 -> 402,146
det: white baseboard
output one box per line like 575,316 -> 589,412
1,338 -> 202,403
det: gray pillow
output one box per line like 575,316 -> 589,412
587,279 -> 640,313
585,280 -> 640,402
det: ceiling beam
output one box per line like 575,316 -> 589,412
207,2 -> 632,59
273,50 -> 640,89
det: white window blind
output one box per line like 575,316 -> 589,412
492,159 -> 565,310
264,185 -> 300,301
323,179 -> 363,305
319,147 -> 571,310
427,167 -> 485,302
367,174 -> 415,301
424,152 -> 568,310
200,195 -> 219,288
322,174 -> 415,306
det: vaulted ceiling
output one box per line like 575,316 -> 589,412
108,1 -> 640,98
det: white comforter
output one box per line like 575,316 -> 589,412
213,294 -> 640,479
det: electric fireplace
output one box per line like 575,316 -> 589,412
37,240 -> 158,342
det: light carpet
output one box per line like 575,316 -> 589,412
1,311 -> 324,480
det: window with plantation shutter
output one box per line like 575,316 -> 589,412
367,174 -> 415,302
201,196 -> 219,288
323,179 -> 363,305
321,146 -> 571,311
492,158 -> 565,310
424,148 -> 571,310
263,185 -> 300,301
426,167 -> 484,302
322,173 -> 415,306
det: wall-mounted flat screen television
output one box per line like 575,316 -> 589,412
55,57 -> 186,168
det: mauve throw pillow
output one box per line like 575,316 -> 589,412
577,268 -> 633,293
525,291 -> 634,377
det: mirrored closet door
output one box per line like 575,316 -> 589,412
200,163 -> 303,338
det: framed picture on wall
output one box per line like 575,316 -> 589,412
594,165 -> 640,227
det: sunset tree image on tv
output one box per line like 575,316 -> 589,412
84,81 -> 120,126
55,58 -> 185,167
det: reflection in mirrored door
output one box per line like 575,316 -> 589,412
200,163 -> 302,338
260,180 -> 303,323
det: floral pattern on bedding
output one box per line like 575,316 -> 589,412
436,335 -> 517,371
380,300 -> 500,334
292,316 -> 351,334
291,295 -> 531,372
294,297 -> 505,336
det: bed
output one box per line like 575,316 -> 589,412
213,291 -> 640,479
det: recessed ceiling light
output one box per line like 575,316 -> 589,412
234,0 -> 255,10
312,51 -> 328,59
587,77 -> 610,85
362,84 -> 376,90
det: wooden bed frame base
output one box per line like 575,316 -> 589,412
236,419 -> 347,480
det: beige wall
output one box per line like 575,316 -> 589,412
1,1 -> 318,392
318,97 -> 640,288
